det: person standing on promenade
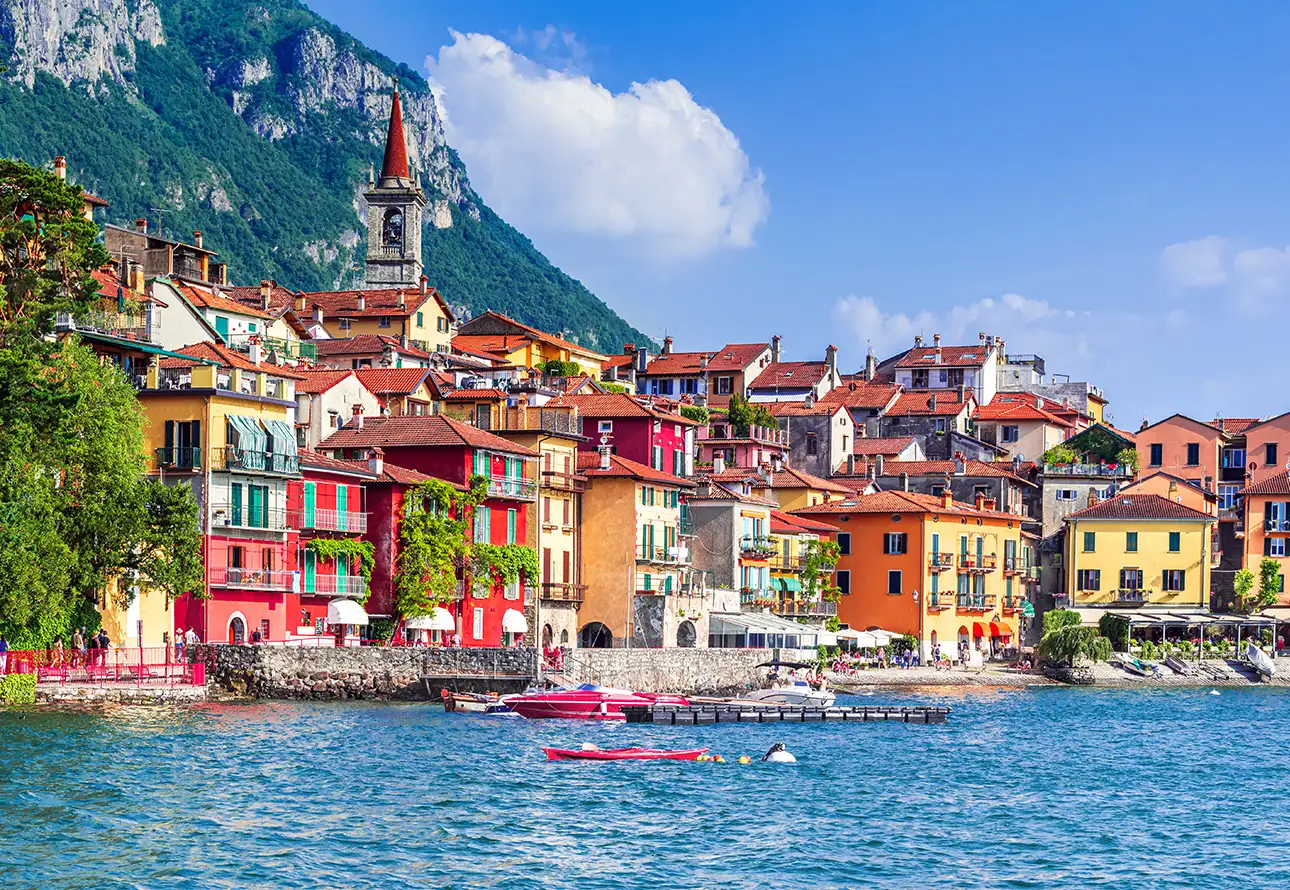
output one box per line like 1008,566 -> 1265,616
175,628 -> 185,661
72,628 -> 84,667
53,637 -> 64,667
0,635 -> 8,674
185,627 -> 199,649
97,629 -> 110,669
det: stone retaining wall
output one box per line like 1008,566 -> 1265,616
566,648 -> 818,695
199,645 -> 535,700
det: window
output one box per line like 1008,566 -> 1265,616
652,445 -> 663,471
883,533 -> 907,555
416,311 -> 424,327
1149,443 -> 1163,466
805,433 -> 818,456
1266,538 -> 1287,558
887,570 -> 902,595
1186,443 -> 1200,466
1218,484 -> 1240,511
563,498 -> 570,525
1119,568 -> 1144,590
1083,531 -> 1096,552
935,418 -> 947,434
837,532 -> 851,555
437,317 -> 446,333
1162,570 -> 1185,592
338,318 -> 352,331
378,317 -> 391,329
1126,532 -> 1138,552
1267,443 -> 1279,466
1001,425 -> 1020,443
1077,569 -> 1101,591
472,607 -> 484,640
598,420 -> 613,434
1222,448 -> 1246,469
1055,489 -> 1078,501
836,570 -> 850,595
673,450 -> 683,476
715,376 -> 733,395
474,506 -> 491,543
507,508 -> 517,544
930,484 -> 945,497
1168,531 -> 1181,553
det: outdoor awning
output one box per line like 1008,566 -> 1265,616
991,624 -> 1014,638
710,611 -> 822,647
780,577 -> 802,592
835,628 -> 863,641
407,608 -> 454,631
327,597 -> 369,626
502,609 -> 528,633
264,419 -> 298,456
228,415 -> 267,452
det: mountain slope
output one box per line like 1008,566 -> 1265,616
0,0 -> 652,352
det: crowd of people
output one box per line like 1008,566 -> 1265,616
827,639 -> 1026,675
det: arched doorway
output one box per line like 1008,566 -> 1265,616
228,615 -> 246,644
579,622 -> 613,649
676,620 -> 697,648
542,624 -> 554,648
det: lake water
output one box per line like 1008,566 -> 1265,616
2,688 -> 1287,889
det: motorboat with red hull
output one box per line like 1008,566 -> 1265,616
506,683 -> 688,720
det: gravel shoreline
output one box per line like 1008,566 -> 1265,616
829,660 -> 1290,690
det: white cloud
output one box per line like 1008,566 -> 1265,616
1161,235 -> 1228,289
1232,245 -> 1290,297
427,31 -> 769,259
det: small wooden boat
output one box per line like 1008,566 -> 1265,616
543,745 -> 709,762
1246,643 -> 1276,680
441,690 -> 513,714
1165,655 -> 1194,676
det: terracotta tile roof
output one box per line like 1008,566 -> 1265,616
770,509 -> 837,535
83,192 -> 109,207
451,334 -> 535,357
455,312 -> 606,360
319,415 -> 538,456
378,463 -> 440,485
1064,493 -> 1213,521
767,401 -> 847,418
876,459 -> 1027,481
576,451 -> 696,487
1139,413 -> 1223,436
313,335 -> 433,360
553,393 -> 699,425
295,369 -> 356,395
643,343 -> 770,375
793,489 -> 1016,519
1213,417 -> 1260,434
888,391 -> 972,416
894,345 -> 993,369
817,382 -> 902,410
601,354 -> 635,369
706,465 -> 849,493
438,388 -> 508,401
301,287 -> 452,321
91,268 -> 158,304
691,478 -> 778,506
1127,471 -> 1217,501
974,395 -> 1073,427
298,449 -> 377,478
748,361 -> 829,391
1241,473 -> 1290,496
157,341 -> 305,379
851,436 -> 916,456
354,368 -> 431,396
174,281 -> 275,320
224,282 -> 299,318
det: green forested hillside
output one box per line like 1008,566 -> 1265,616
0,0 -> 652,352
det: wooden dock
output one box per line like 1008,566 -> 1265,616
621,703 -> 950,725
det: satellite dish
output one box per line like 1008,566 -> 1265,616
600,434 -> 611,446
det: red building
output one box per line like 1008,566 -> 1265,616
554,392 -> 698,477
319,415 -> 539,646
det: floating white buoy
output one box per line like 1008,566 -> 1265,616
1209,690 -> 1221,696
762,743 -> 797,763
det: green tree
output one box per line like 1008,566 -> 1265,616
726,393 -> 777,430
1233,567 -> 1256,613
680,404 -> 710,425
1042,444 -> 1079,466
1038,624 -> 1112,665
1115,447 -> 1139,470
1257,557 -> 1282,609
801,539 -> 841,601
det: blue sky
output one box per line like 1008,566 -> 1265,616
308,0 -> 1290,426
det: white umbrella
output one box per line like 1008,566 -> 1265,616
834,628 -> 863,640
406,607 -> 454,631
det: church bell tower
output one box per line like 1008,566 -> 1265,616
364,82 -> 427,288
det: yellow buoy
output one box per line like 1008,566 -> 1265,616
738,755 -> 751,764
695,754 -> 710,762
713,755 -> 726,763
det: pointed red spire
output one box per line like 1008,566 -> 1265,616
380,81 -> 410,181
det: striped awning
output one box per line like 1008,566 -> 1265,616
263,419 -> 297,456
227,415 -> 267,452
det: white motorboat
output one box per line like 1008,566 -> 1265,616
744,681 -> 835,708
1246,642 -> 1276,680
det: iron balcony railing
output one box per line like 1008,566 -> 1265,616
211,567 -> 295,591
1003,556 -> 1023,575
540,581 -> 586,603
775,598 -> 838,617
740,536 -> 778,558
956,594 -> 996,611
638,546 -> 689,564
775,554 -> 805,571
678,516 -> 694,536
928,553 -> 954,572
1266,518 -> 1290,533
492,410 -> 581,435
1113,588 -> 1151,604
298,508 -> 369,534
1042,463 -> 1135,477
308,574 -> 369,597
156,447 -> 202,471
211,446 -> 299,475
486,476 -> 538,500
706,423 -> 788,446
227,334 -> 317,360
959,554 -> 998,573
1002,595 -> 1027,612
928,592 -> 954,610
56,309 -> 158,344
540,470 -> 585,492
740,587 -> 775,606
210,504 -> 289,532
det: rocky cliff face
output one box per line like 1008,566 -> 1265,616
0,0 -> 164,90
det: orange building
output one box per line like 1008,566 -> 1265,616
1120,472 -> 1217,516
1135,414 -> 1224,489
1240,472 -> 1290,606
794,490 -> 1027,661
1244,413 -> 1290,486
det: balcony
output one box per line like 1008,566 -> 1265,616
1003,556 -> 1023,576
959,554 -> 998,573
740,536 -> 778,559
211,446 -> 299,475
155,447 -> 201,471
928,553 -> 953,572
308,574 -> 369,597
540,581 -> 586,604
775,598 -> 838,618
1002,596 -> 1026,613
927,592 -> 955,611
956,594 -> 996,612
210,504 -> 289,532
227,334 -> 317,361
299,508 -> 368,534
705,423 -> 788,446
57,308 -> 158,344
1042,463 -> 1135,478
679,516 -> 695,536
638,546 -> 689,565
492,408 -> 581,435
540,470 -> 585,492
1112,588 -> 1151,605
740,587 -> 777,607
775,554 -> 805,571
486,476 -> 538,501
211,567 -> 294,591
1265,518 -> 1290,534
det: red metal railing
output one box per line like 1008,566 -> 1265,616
2,647 -> 206,687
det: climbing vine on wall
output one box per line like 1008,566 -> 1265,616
802,539 -> 842,602
304,539 -> 375,583
472,543 -> 539,590
394,476 -> 486,618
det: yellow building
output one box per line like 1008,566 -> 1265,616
97,576 -> 172,648
1063,493 -> 1214,619
493,402 -> 586,650
575,451 -> 697,648
300,283 -> 456,354
453,311 -> 607,376
767,510 -> 838,622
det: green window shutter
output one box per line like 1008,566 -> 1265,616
644,573 -> 652,591
641,485 -> 646,505
337,553 -> 348,595
215,316 -> 229,340
641,523 -> 648,558
248,485 -> 264,528
507,508 -> 517,544
976,536 -> 984,562
230,483 -> 243,526
960,535 -> 968,557
303,482 -> 315,528
1006,576 -> 1013,598
336,484 -> 348,531
931,533 -> 940,555
304,550 -> 315,594
1084,531 -> 1095,552
1169,531 -> 1181,552
931,572 -> 938,594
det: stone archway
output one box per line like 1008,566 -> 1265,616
542,623 -> 554,648
676,620 -> 697,648
228,615 -> 246,645
579,622 -> 613,649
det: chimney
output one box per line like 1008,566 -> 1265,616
1087,490 -> 1099,507
599,445 -> 612,470
954,454 -> 966,475
381,342 -> 396,367
914,335 -> 923,347
294,294 -> 306,313
352,404 -> 364,430
397,289 -> 406,309
132,262 -> 145,293
979,332 -> 987,345
313,305 -> 324,324
193,230 -> 203,249
135,218 -> 148,234
1168,479 -> 1179,502
847,454 -> 856,475
825,344 -> 838,377
876,454 -> 885,476
259,280 -> 272,311
248,336 -> 262,366
419,274 -> 428,296
804,392 -> 815,409
902,472 -> 911,492
865,347 -> 877,381
699,354 -> 709,371
357,292 -> 366,312
929,394 -> 937,412
771,453 -> 783,472
623,343 -> 635,356
771,335 -> 782,363
400,333 -> 409,349
933,333 -> 942,364
368,447 -> 385,476
662,337 -> 674,355
942,487 -> 953,509
635,347 -> 650,373
713,453 -> 726,475
54,156 -> 67,181
1140,416 -> 1150,432
957,384 -> 966,404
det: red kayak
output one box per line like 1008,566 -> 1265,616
543,746 -> 710,762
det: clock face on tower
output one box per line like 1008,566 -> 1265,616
382,209 -> 404,248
